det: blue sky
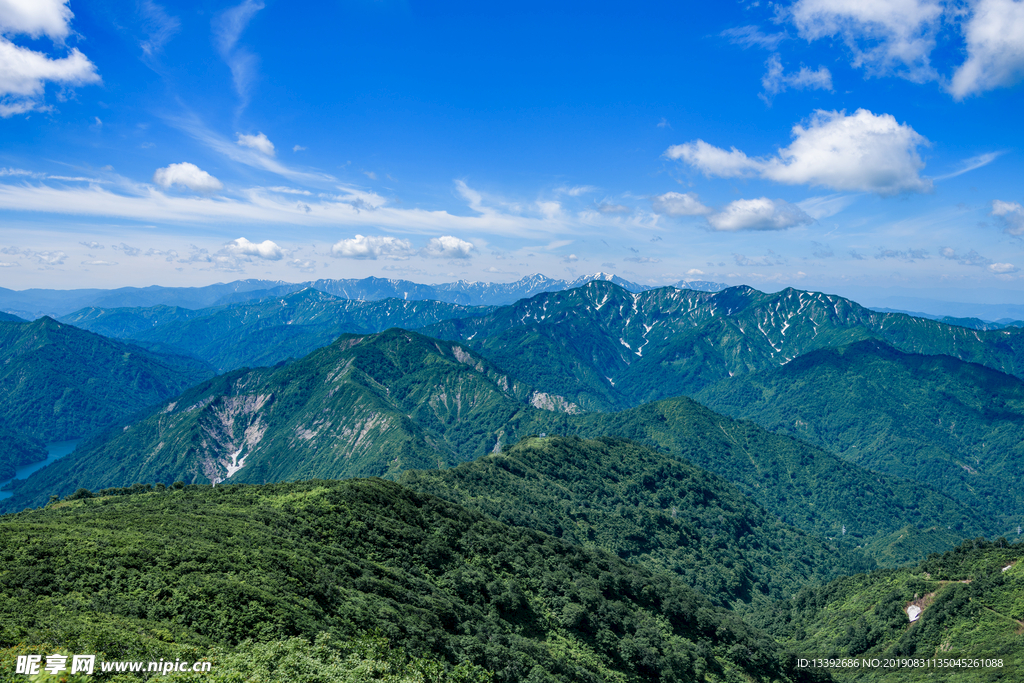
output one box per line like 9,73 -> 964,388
1,0 -> 1023,307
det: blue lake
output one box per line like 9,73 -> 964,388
0,440 -> 80,501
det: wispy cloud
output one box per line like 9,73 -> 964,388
139,1 -> 180,57
0,179 -> 571,239
212,0 -> 265,112
932,152 -> 1004,181
164,112 -> 332,183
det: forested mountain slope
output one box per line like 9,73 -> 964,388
0,329 -> 577,511
560,397 -> 992,563
421,281 -> 1024,411
695,339 -> 1024,524
402,436 -> 872,608
0,317 -> 213,442
0,428 -> 46,481
746,537 -> 1024,682
0,479 -> 822,683
60,288 -> 494,372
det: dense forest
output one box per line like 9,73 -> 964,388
0,479 -> 820,683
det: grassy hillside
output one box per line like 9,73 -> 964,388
0,317 -> 213,442
745,537 -> 1024,681
402,436 -> 873,608
695,339 -> 1024,526
0,479 -> 822,683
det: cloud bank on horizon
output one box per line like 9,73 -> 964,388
0,0 -> 1022,300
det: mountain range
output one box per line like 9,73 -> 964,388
59,288 -> 495,373
0,272 -> 728,319
1,326 -> 997,570
421,281 -> 1024,411
2,273 -> 1023,680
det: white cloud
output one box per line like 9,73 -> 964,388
949,0 -> 1024,99
236,132 -> 275,156
761,54 -> 833,99
79,240 -> 102,249
788,0 -> 943,81
153,162 -> 224,193
331,234 -> 413,260
989,262 -> 1020,274
81,259 -> 117,266
292,144 -> 306,152
286,258 -> 316,272
992,200 -> 1024,235
707,198 -> 814,231
666,109 -> 931,195
224,237 -> 283,260
0,0 -> 101,116
422,235 -> 475,259
537,200 -> 562,219
0,39 -> 100,116
651,191 -> 711,216
0,0 -> 73,40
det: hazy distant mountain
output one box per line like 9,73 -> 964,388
4,273 -> 730,318
0,279 -> 288,319
422,281 -> 1024,410
60,288 -> 495,372
0,317 -> 214,442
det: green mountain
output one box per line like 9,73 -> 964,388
0,329 -> 578,511
420,282 -> 1024,411
57,304 -> 207,338
555,397 -> 991,562
60,288 -> 494,372
746,536 -> 1024,681
0,317 -> 213,442
3,326 -> 994,568
402,435 -> 872,608
0,479 -> 820,683
0,428 -> 46,481
0,311 -> 25,322
695,339 -> 1024,527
